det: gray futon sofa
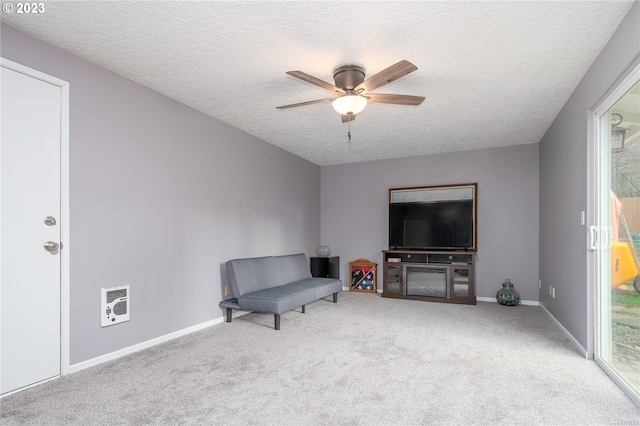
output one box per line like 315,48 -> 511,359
219,253 -> 342,330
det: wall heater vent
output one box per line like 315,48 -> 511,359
101,285 -> 130,327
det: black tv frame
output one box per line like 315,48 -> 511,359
388,183 -> 477,252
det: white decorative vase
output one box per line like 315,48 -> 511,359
318,245 -> 331,257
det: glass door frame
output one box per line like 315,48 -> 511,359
589,59 -> 640,406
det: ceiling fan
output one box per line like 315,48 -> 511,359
276,60 -> 425,122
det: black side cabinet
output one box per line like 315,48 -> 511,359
310,256 -> 340,279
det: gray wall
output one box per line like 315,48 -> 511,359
321,143 -> 539,301
1,24 -> 321,365
539,2 -> 640,351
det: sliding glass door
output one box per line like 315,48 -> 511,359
593,64 -> 640,405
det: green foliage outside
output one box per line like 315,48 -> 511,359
612,288 -> 640,309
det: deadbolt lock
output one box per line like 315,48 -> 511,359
44,216 -> 57,226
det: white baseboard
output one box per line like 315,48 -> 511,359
476,296 -> 539,306
539,303 -> 588,358
69,311 -> 248,374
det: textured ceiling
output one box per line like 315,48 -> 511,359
2,1 -> 634,166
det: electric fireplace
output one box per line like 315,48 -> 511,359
404,265 -> 448,298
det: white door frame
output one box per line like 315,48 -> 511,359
588,57 -> 640,406
1,57 -> 70,380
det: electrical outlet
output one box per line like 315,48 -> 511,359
552,287 -> 556,298
224,285 -> 230,297
539,279 -> 541,289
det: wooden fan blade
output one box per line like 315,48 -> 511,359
286,71 -> 344,94
276,98 -> 334,109
355,60 -> 418,93
341,114 -> 356,123
365,93 -> 425,106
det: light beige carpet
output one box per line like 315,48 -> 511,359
1,292 -> 638,425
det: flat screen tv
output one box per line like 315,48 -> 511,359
388,184 -> 477,251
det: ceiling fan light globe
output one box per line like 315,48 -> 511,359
332,95 -> 367,116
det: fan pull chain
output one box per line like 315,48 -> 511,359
347,119 -> 352,147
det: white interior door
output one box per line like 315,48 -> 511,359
1,65 -> 62,394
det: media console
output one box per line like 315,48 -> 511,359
382,250 -> 476,305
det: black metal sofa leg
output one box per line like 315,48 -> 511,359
333,292 -> 338,303
274,314 -> 281,330
225,308 -> 233,323
302,305 -> 305,314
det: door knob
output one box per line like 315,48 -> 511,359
44,241 -> 59,254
